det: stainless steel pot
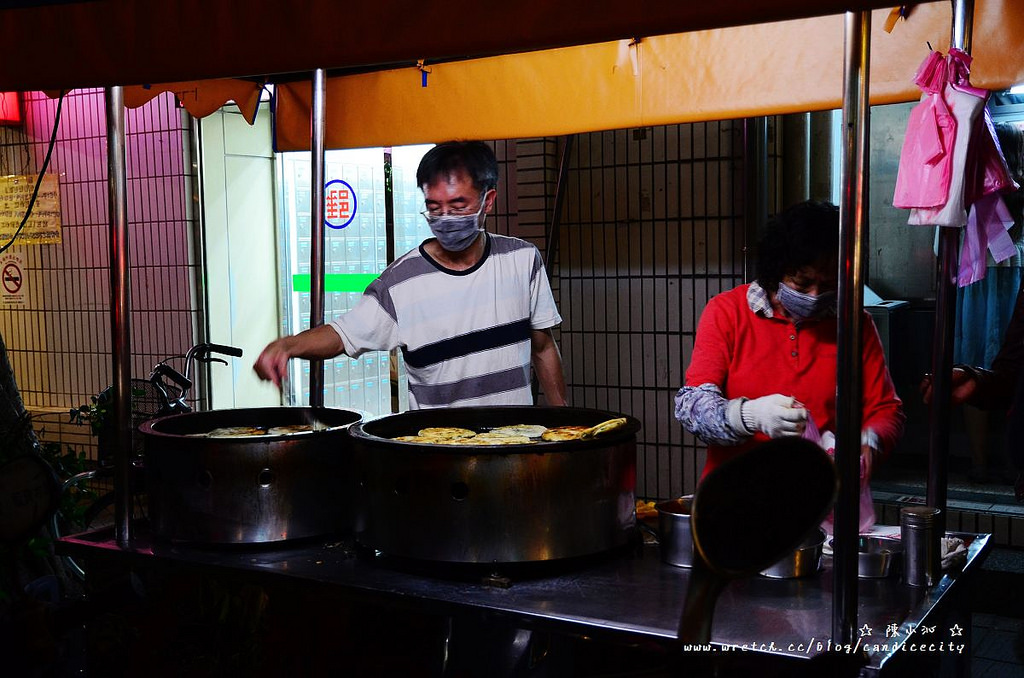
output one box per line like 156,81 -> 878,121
759,527 -> 826,579
348,406 -> 640,564
656,496 -> 694,568
140,407 -> 361,544
827,535 -> 903,578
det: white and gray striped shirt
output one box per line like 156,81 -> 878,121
330,234 -> 561,409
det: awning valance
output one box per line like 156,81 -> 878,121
0,0 -> 902,92
272,0 -> 1024,151
16,1 -> 1024,149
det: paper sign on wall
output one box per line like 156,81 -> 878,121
0,174 -> 62,246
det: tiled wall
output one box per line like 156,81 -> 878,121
551,122 -> 779,500
0,90 -> 201,457
875,501 -> 1024,548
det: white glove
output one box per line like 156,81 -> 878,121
738,394 -> 807,438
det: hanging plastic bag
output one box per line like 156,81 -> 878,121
964,109 -> 1018,204
893,51 -> 956,210
802,416 -> 876,535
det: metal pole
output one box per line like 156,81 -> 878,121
105,86 -> 132,548
833,9 -> 870,647
741,117 -> 768,281
928,0 -> 975,539
188,116 -> 213,410
782,113 -> 811,206
384,147 -> 398,412
309,68 -> 327,408
544,135 -> 575,268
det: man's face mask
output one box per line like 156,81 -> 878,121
777,283 -> 836,321
426,198 -> 486,252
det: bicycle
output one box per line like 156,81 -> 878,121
52,343 -> 243,579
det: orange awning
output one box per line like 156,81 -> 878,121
0,0 -> 903,92
122,80 -> 263,124
273,0 -> 1024,151
12,1 -> 1024,148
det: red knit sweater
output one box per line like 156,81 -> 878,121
685,284 -> 905,477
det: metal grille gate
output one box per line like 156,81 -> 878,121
552,122 -> 753,500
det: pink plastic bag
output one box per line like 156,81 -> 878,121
964,109 -> 1019,204
893,52 -> 956,209
802,417 -> 876,535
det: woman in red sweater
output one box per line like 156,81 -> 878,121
675,201 -> 905,483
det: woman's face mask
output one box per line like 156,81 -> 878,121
426,199 -> 486,252
777,282 -> 836,321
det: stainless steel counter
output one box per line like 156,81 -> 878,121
58,528 -> 989,675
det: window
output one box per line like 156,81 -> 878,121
276,145 -> 433,415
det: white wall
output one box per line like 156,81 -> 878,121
201,105 -> 281,408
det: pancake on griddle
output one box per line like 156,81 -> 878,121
417,427 -> 477,440
205,426 -> 268,438
541,426 -> 589,441
488,424 -> 548,439
268,424 -> 314,436
459,434 -> 535,445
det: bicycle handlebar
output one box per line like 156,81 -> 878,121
152,363 -> 192,392
147,343 -> 243,414
206,343 -> 243,358
182,343 -> 244,383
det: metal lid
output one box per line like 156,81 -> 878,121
900,506 -> 941,526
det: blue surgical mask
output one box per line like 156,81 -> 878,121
777,283 -> 836,321
427,201 -> 486,252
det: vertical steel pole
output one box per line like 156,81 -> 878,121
741,118 -> 768,281
384,148 -> 399,412
544,135 -> 575,268
833,10 -> 870,647
188,116 -> 213,409
928,0 -> 975,538
106,86 -> 133,547
309,69 -> 327,408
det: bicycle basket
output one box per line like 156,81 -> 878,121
131,378 -> 166,455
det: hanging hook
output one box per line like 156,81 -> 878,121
416,60 -> 432,88
627,38 -> 642,77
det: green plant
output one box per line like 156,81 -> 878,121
37,440 -> 98,532
68,386 -> 113,436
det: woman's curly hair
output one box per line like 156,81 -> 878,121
755,201 -> 840,292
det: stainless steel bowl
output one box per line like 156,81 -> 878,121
759,527 -> 826,579
855,536 -> 903,578
656,495 -> 694,568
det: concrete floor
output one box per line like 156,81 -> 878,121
970,547 -> 1024,677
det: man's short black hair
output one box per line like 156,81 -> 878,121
755,201 -> 840,292
416,141 -> 499,193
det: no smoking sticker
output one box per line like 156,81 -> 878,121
1,253 -> 25,305
3,262 -> 22,293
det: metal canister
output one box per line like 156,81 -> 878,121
900,506 -> 941,587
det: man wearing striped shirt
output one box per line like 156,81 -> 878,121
254,141 -> 567,408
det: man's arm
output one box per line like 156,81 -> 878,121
530,328 -> 567,406
253,324 -> 346,389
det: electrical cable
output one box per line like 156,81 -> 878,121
0,90 -> 66,255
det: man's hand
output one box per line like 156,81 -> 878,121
253,337 -> 295,389
740,394 -> 807,438
253,325 -> 345,390
920,367 -> 977,406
